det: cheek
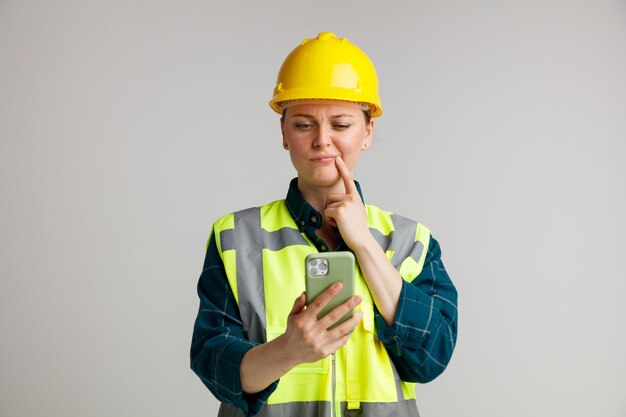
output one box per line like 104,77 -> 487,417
338,147 -> 363,172
289,140 -> 306,153
336,135 -> 364,156
285,142 -> 309,165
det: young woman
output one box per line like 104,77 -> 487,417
191,32 -> 458,417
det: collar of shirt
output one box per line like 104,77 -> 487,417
284,177 -> 365,252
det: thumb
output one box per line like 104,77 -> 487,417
323,208 -> 338,228
290,292 -> 307,315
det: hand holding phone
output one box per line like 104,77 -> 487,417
305,252 -> 355,329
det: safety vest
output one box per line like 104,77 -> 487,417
213,199 -> 431,417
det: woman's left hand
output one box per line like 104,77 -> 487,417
325,155 -> 403,326
324,156 -> 373,251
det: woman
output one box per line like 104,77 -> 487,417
191,32 -> 458,417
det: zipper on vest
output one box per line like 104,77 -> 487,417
331,353 -> 336,417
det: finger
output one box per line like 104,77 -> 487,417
319,294 -> 362,328
330,309 -> 364,337
324,195 -> 343,227
325,193 -> 345,205
323,207 -> 338,228
321,333 -> 352,357
290,292 -> 307,315
307,282 -> 343,316
326,217 -> 338,228
335,156 -> 358,195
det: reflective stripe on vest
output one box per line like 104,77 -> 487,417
218,399 -> 421,417
214,199 -> 430,417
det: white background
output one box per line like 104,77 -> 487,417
1,1 -> 625,416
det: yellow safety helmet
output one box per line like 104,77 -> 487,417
270,32 -> 383,117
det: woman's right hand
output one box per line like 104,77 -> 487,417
240,282 -> 363,394
279,282 -> 363,367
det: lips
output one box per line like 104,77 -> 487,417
310,154 -> 339,162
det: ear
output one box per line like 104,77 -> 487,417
362,119 -> 374,150
280,117 -> 288,150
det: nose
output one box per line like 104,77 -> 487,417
312,125 -> 331,148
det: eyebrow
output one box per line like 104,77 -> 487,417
288,113 -> 356,119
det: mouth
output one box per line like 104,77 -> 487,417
310,154 -> 340,163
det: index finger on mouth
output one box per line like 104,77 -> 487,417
335,156 -> 357,195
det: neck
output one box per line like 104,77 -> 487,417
296,178 -> 346,215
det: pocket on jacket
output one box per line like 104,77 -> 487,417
265,327 -> 329,374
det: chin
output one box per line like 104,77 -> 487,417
300,172 -> 341,188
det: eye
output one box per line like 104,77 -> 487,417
333,124 -> 351,130
295,123 -> 313,130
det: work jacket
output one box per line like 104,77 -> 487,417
212,199 -> 432,417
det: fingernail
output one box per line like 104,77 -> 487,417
334,282 -> 343,290
353,295 -> 362,305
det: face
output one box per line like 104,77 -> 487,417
281,102 -> 374,190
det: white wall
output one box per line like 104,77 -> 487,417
1,1 -> 625,416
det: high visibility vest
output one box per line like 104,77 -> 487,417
212,199 -> 431,417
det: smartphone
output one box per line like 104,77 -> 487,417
305,251 -> 355,329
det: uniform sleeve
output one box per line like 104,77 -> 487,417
374,236 -> 458,383
190,231 -> 278,416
